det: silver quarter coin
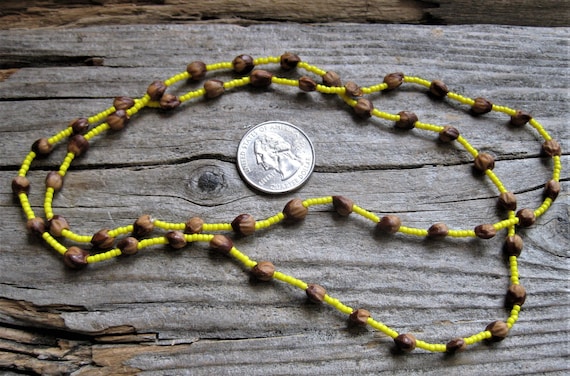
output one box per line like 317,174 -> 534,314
237,121 -> 315,194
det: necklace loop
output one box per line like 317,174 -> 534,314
12,52 -> 562,353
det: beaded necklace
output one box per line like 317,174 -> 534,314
12,53 -> 562,354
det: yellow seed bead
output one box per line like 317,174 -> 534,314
399,226 -> 428,237
352,205 -> 380,223
87,248 -> 122,263
528,118 -> 552,140
366,317 -> 399,338
202,223 -> 232,232
493,218 -> 518,231
47,128 -> 73,145
108,225 -> 133,238
18,152 -> 36,176
179,88 -> 207,103
371,109 -> 400,122
229,247 -> 257,268
362,83 -> 389,94
456,136 -> 479,158
447,92 -> 475,106
42,232 -> 67,255
184,233 -> 213,243
88,123 -> 109,140
412,121 -> 438,133
416,340 -> 447,353
252,56 -> 279,65
534,198 -> 553,218
271,77 -> 299,87
403,76 -> 431,87
58,153 -> 76,176
302,196 -> 332,207
322,295 -> 353,315
18,193 -> 34,219
272,271 -> 308,290
492,104 -> 517,116
297,61 -> 326,76
61,229 -> 91,243
485,170 -> 507,193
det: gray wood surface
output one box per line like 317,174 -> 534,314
0,24 -> 568,375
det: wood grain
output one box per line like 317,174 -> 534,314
0,0 -> 568,29
0,24 -> 568,375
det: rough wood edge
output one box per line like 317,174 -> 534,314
0,0 -> 568,29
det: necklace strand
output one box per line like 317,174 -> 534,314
12,53 -> 562,353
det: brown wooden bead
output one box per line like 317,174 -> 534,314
349,308 -> 371,325
544,179 -> 561,200
446,338 -> 467,353
516,208 -> 536,227
510,110 -> 532,126
210,234 -> 233,255
147,80 -> 167,101
498,191 -> 517,211
250,70 -> 273,88
344,81 -> 363,97
166,231 -> 187,250
91,229 -> 115,249
353,98 -> 374,118
383,72 -> 404,89
506,284 -> 527,307
204,79 -> 225,99
474,152 -> 495,172
322,71 -> 341,87
429,80 -> 449,98
186,61 -> 207,81
485,320 -> 509,342
26,217 -> 46,235
504,235 -> 523,257
232,54 -> 255,74
132,214 -> 154,238
32,138 -> 54,156
474,224 -> 496,239
11,176 -> 30,195
280,52 -> 301,70
427,222 -> 449,239
471,97 -> 493,115
332,195 -> 354,216
107,109 -> 130,131
48,215 -> 70,237
63,246 -> 89,269
45,171 -> 63,191
185,217 -> 204,234
113,96 -> 135,110
542,139 -> 562,157
159,93 -> 181,110
251,261 -> 275,281
395,111 -> 418,130
298,76 -> 317,92
394,333 -> 416,352
306,284 -> 327,303
439,125 -> 460,142
67,135 -> 89,156
70,118 -> 89,135
117,237 -> 139,255
376,215 -> 401,234
231,214 -> 256,236
283,198 -> 308,221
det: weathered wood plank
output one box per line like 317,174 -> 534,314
0,0 -> 568,28
0,24 -> 568,375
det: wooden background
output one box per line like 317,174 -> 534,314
0,2 -> 569,375
0,0 -> 568,27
